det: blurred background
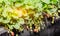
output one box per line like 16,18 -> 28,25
0,0 -> 60,36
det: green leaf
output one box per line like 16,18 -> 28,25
0,7 -> 3,12
23,0 -> 29,4
17,18 -> 24,24
34,13 -> 40,18
15,3 -> 23,7
3,0 -> 10,5
9,0 -> 16,2
0,17 -> 3,22
14,24 -> 20,29
41,0 -> 50,4
2,12 -> 7,17
51,0 -> 58,4
50,8 -> 57,12
3,18 -> 10,23
58,0 -> 60,8
8,25 -> 14,29
0,0 -> 3,3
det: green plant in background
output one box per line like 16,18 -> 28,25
0,0 -> 58,31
